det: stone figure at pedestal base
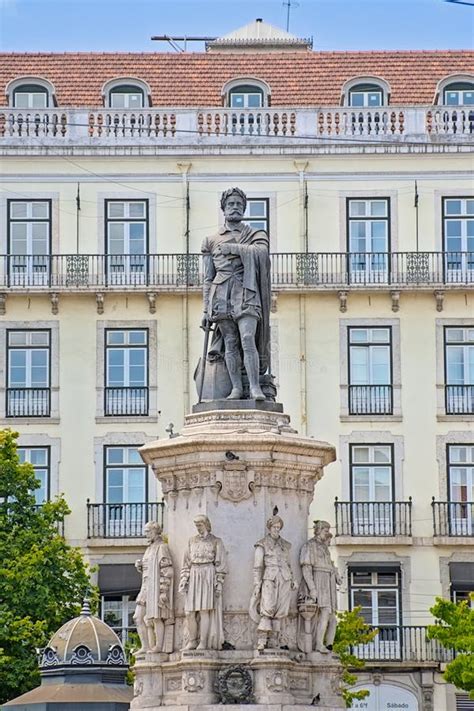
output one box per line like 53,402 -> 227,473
250,514 -> 296,651
179,515 -> 227,651
133,521 -> 174,654
297,520 -> 342,654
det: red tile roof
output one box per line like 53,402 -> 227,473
0,50 -> 473,107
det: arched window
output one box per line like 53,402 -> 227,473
435,74 -> 474,106
102,79 -> 151,109
222,78 -> 271,109
444,81 -> 474,106
341,77 -> 390,108
6,77 -> 55,109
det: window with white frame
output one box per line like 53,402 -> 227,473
347,199 -> 389,283
18,446 -> 50,503
12,83 -> 49,108
7,330 -> 50,417
105,329 -> 148,416
109,85 -> 144,109
243,198 -> 269,232
8,200 -> 51,286
443,198 -> 474,280
444,82 -> 474,106
348,84 -> 384,107
229,84 -> 264,108
348,327 -> 392,415
105,200 -> 148,285
350,568 -> 401,658
447,445 -> 474,536
349,445 -> 394,536
104,446 -> 147,537
101,594 -> 136,642
444,327 -> 474,415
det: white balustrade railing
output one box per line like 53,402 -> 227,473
0,106 -> 472,144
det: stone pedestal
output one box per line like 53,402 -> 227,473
133,407 -> 344,709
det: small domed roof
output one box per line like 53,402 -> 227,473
41,600 -> 126,668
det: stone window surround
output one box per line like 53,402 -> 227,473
338,189 -> 399,254
436,430 -> 474,501
17,433 -> 61,499
340,75 -> 392,106
434,187 -> 474,253
100,77 -> 152,108
5,76 -> 56,107
0,320 -> 60,423
93,431 -> 158,504
221,77 -> 271,107
433,73 -> 474,105
339,431 -> 405,500
435,318 -> 474,420
0,191 -> 61,256
339,317 -> 402,421
337,551 -> 412,624
439,551 -> 474,600
95,319 -> 158,422
351,672 -> 424,711
217,190 -> 278,251
97,191 -> 157,254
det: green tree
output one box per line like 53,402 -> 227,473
0,429 -> 94,703
333,607 -> 378,708
427,595 -> 474,699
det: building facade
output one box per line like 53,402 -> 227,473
0,19 -> 473,710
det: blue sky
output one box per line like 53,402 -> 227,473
0,0 -> 472,52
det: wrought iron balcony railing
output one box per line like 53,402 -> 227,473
1,105 -> 473,145
335,499 -> 412,537
104,387 -> 149,416
445,385 -> 474,415
353,625 -> 453,663
6,387 -> 50,417
0,251 -> 472,291
432,500 -> 474,537
87,501 -> 165,539
349,384 -> 393,415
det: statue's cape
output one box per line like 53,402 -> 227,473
145,542 -> 174,623
208,224 -> 271,375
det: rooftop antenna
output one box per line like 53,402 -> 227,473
151,35 -> 216,52
283,0 -> 300,32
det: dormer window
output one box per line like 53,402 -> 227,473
223,78 -> 271,109
444,82 -> 474,106
342,77 -> 390,109
102,78 -> 151,110
109,85 -> 144,109
349,84 -> 383,108
7,78 -> 55,109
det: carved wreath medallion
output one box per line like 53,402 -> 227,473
216,665 -> 254,704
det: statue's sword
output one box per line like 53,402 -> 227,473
198,321 -> 214,403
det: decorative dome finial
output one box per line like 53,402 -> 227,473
80,597 -> 92,616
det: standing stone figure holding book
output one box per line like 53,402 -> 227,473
199,187 -> 272,401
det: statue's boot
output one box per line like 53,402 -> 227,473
184,639 -> 198,650
196,642 -> 207,651
250,387 -> 265,401
256,633 -> 267,651
227,387 -> 243,399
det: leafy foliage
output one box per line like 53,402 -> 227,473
427,595 -> 474,699
0,429 -> 94,703
333,607 -> 378,708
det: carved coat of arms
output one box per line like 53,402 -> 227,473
218,465 -> 254,503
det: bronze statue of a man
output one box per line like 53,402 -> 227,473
200,188 -> 271,401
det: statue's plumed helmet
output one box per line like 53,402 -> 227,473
194,514 -> 212,532
266,514 -> 284,531
220,187 -> 247,212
